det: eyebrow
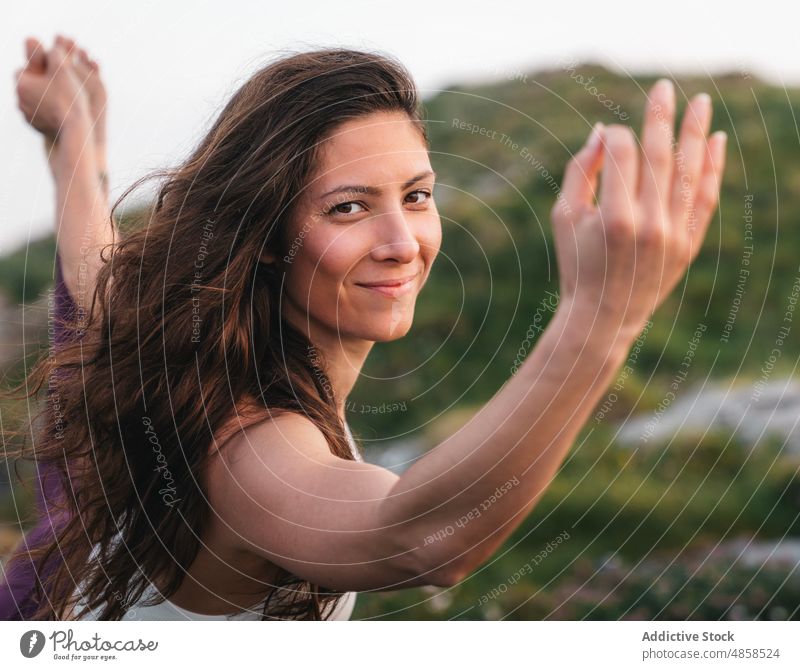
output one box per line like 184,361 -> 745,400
317,170 -> 437,201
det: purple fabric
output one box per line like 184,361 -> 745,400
0,253 -> 79,619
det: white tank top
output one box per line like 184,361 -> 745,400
71,421 -> 362,621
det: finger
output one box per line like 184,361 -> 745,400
57,34 -> 76,55
72,48 -> 91,80
557,122 -> 605,219
638,78 -> 675,215
25,37 -> 47,73
53,35 -> 75,68
670,93 -> 712,225
690,130 -> 727,247
47,42 -> 71,75
599,124 -> 639,226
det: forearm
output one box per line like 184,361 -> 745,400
381,303 -> 637,583
50,113 -> 115,306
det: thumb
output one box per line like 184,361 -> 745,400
25,37 -> 47,73
556,122 -> 605,221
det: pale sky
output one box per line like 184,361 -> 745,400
0,0 -> 793,253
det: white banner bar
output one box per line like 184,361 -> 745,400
1,620 -> 797,669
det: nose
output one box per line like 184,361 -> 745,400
369,208 -> 420,264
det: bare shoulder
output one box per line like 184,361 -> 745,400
203,408 -> 387,565
219,410 -> 334,463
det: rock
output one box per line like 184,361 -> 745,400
616,377 -> 800,455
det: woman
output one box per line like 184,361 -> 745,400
2,35 -> 726,620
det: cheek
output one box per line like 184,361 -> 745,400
421,214 -> 443,261
287,227 -> 362,300
309,230 -> 363,281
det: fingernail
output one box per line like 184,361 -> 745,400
587,122 -> 604,149
655,78 -> 674,94
695,92 -> 712,109
654,79 -> 675,104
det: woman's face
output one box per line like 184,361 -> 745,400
279,110 -> 441,344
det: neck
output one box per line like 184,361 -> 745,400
283,300 -> 373,421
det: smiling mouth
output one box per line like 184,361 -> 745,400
355,273 -> 419,298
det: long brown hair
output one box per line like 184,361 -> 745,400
4,46 -> 428,620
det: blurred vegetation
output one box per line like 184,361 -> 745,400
0,235 -> 57,305
2,64 -> 798,619
355,432 -> 800,620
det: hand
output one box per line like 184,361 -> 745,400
551,79 -> 727,343
14,35 -> 91,140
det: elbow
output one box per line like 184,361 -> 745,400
393,532 -> 474,588
427,559 -> 473,588
381,505 -> 476,589
409,542 -> 474,587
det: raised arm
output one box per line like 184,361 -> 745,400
15,35 -> 115,308
208,79 -> 727,592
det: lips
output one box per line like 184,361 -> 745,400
355,271 -> 420,298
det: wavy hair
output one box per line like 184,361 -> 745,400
4,46 -> 428,620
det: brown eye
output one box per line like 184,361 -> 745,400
406,189 -> 432,204
329,201 -> 366,216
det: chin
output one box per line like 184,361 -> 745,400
377,326 -> 412,342
367,305 -> 415,342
